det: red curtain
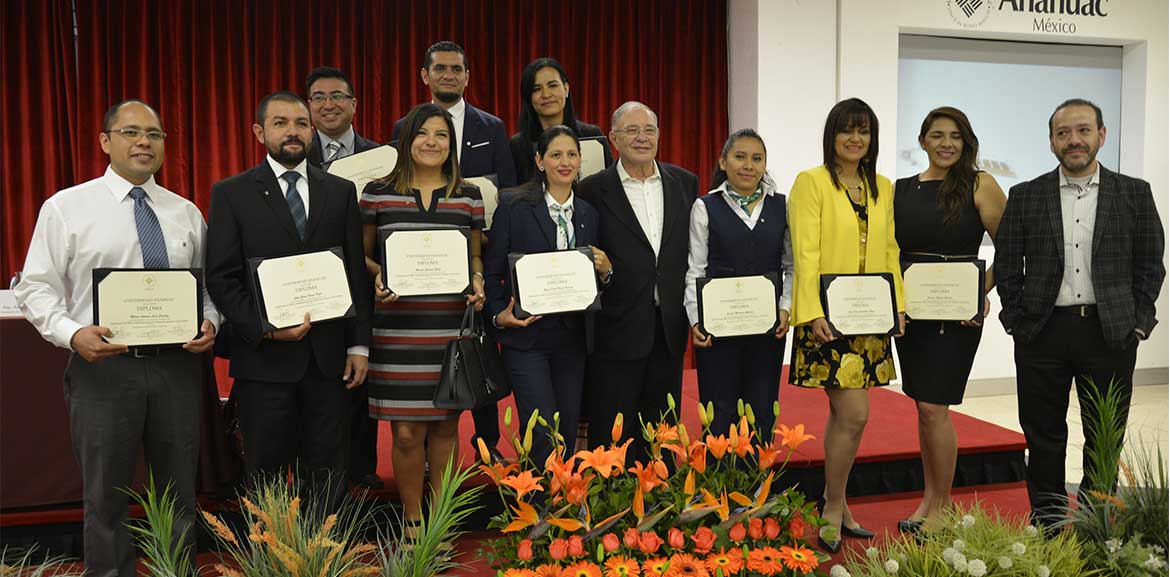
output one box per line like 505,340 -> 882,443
2,0 -> 728,283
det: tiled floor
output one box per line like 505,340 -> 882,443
955,384 -> 1169,487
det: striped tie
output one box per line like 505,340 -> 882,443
324,141 -> 343,163
128,187 -> 170,268
550,204 -> 575,250
282,172 -> 306,240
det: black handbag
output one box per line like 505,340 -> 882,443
434,305 -> 510,410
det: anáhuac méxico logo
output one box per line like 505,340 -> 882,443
947,0 -> 993,28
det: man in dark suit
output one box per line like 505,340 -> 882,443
305,66 -> 383,490
206,91 -> 372,510
392,40 -> 516,461
578,101 -> 699,464
995,98 -> 1165,529
306,66 -> 381,170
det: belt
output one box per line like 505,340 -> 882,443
1053,304 -> 1097,318
124,345 -> 167,358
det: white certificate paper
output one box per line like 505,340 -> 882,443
383,229 -> 470,296
579,139 -> 607,179
698,275 -> 778,338
255,251 -> 353,329
512,249 -> 599,317
822,274 -> 896,336
904,261 -> 982,321
464,176 -> 500,230
94,270 -> 200,346
327,145 -> 398,199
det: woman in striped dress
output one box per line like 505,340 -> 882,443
360,103 -> 486,534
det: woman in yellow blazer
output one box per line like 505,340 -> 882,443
788,98 -> 905,552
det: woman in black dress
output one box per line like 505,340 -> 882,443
893,106 -> 1006,532
509,58 -> 612,184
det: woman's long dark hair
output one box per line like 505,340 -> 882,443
823,98 -> 880,200
378,103 -> 462,197
517,58 -> 580,143
709,128 -> 770,191
919,106 -> 980,226
512,124 -> 581,205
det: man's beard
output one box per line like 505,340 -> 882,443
269,138 -> 307,165
1058,144 -> 1098,173
434,90 -> 461,104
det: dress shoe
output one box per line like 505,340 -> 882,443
897,519 -> 923,534
352,473 -> 384,490
841,523 -> 875,538
817,526 -> 842,553
486,445 -> 507,465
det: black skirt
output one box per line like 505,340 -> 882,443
894,320 -> 982,405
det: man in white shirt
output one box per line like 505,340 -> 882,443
14,100 -> 218,577
305,66 -> 381,171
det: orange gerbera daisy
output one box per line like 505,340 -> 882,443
664,554 -> 709,577
642,557 -> 671,577
561,561 -> 603,577
777,545 -> 819,574
704,549 -> 745,575
603,556 -> 641,577
504,569 -> 536,577
535,564 -> 563,577
746,547 -> 784,576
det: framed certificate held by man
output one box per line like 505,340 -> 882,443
246,248 -> 355,332
819,273 -> 898,337
696,273 -> 780,338
380,227 -> 471,297
902,259 -> 986,321
93,268 -> 203,346
508,248 -> 601,318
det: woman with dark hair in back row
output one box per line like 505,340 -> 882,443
509,57 -> 612,184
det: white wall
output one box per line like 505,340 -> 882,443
729,0 -> 1169,390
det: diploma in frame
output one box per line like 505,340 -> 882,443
579,137 -> 609,179
380,227 -> 472,297
464,176 -> 500,230
507,248 -> 601,318
696,274 -> 780,338
92,268 -> 203,346
902,260 -> 986,321
819,273 -> 898,337
326,145 -> 398,200
247,248 -> 355,332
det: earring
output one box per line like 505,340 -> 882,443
539,167 -> 545,172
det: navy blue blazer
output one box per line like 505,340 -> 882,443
484,186 -> 599,351
392,102 -> 517,188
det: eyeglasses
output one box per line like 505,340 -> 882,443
106,128 -> 167,142
309,92 -> 355,104
615,125 -> 659,138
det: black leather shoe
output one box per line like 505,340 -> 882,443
841,523 -> 875,538
817,526 -> 841,553
897,519 -> 923,534
353,473 -> 385,490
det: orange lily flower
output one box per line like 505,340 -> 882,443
502,499 -> 539,533
576,441 -> 628,479
728,421 -> 754,458
562,471 -> 594,506
776,423 -> 815,451
653,423 -> 680,445
478,461 -> 520,484
705,434 -> 730,460
545,449 -> 576,495
756,442 -> 780,471
687,441 -> 708,473
699,489 -> 730,521
629,459 -> 669,495
500,470 -> 544,500
611,413 -> 625,445
684,470 -> 696,496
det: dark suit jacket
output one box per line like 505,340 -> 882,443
484,186 -> 599,351
578,161 -> 699,360
307,129 -> 381,168
508,121 -> 613,185
205,161 -> 373,383
392,102 -> 517,188
995,165 -> 1165,349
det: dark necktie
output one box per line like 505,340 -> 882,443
128,187 -> 170,268
282,172 -> 306,240
324,141 -> 343,163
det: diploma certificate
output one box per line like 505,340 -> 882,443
508,248 -> 601,318
381,228 -> 471,297
697,274 -> 779,338
464,176 -> 500,230
93,269 -> 202,346
579,138 -> 608,179
326,145 -> 398,200
819,273 -> 898,336
903,260 -> 985,321
249,249 -> 354,331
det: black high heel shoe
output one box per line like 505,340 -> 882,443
897,519 -> 924,534
817,525 -> 842,554
817,495 -> 874,539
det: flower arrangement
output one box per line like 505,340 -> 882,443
480,396 -> 828,577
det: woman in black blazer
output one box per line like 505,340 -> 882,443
486,125 -> 613,466
509,58 -> 612,184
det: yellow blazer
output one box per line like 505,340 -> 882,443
788,165 -> 905,326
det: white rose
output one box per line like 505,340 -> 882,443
866,547 -> 879,559
961,514 -> 976,528
830,566 -> 852,577
1011,542 -> 1027,555
997,556 -> 1013,569
967,559 -> 987,577
1036,565 -> 1051,577
884,559 -> 900,574
953,539 -> 967,551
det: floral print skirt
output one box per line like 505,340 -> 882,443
788,325 -> 896,390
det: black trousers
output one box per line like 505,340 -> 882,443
695,334 -> 785,440
348,387 -> 378,479
234,355 -> 351,512
471,400 -> 501,448
64,349 -> 202,577
1014,307 -> 1138,527
588,308 -> 685,465
502,326 -> 586,467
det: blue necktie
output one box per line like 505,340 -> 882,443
128,187 -> 170,268
282,172 -> 306,240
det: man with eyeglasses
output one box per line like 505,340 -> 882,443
14,99 -> 219,577
578,101 -> 698,464
305,66 -> 381,170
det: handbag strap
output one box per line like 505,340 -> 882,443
459,304 -> 478,336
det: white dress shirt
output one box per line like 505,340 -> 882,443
684,182 -> 794,326
441,98 -> 468,159
1055,165 -> 1099,306
316,126 -> 356,162
14,166 -> 220,349
545,190 -> 576,250
617,159 -> 665,304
